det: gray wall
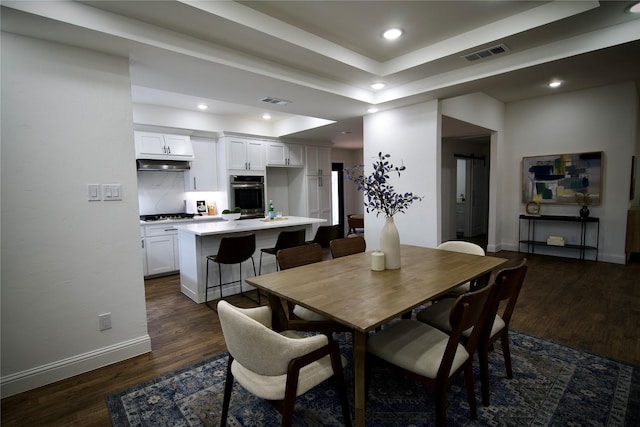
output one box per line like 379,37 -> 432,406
1,34 -> 151,397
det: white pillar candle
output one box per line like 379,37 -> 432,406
371,250 -> 385,271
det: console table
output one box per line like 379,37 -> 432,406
518,214 -> 599,260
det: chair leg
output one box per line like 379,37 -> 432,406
205,257 -> 213,310
434,379 -> 448,427
221,355 -> 234,427
329,343 -> 353,427
259,252 -> 264,275
250,256 -> 260,304
479,342 -> 491,407
464,364 -> 478,419
501,332 -> 513,379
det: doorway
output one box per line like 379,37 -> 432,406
332,162 -> 346,238
455,154 -> 488,239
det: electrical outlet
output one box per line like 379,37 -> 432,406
99,313 -> 112,331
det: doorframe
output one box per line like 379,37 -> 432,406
332,162 -> 345,238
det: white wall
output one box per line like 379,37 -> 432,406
1,34 -> 151,397
502,82 -> 637,263
363,101 -> 441,249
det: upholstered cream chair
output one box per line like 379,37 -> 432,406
217,300 -> 352,426
437,241 -> 485,297
417,259 -> 528,406
367,284 -> 494,427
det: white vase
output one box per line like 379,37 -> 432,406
380,216 -> 401,269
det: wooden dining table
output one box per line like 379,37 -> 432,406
245,244 -> 507,427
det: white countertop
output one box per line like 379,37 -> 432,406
173,216 -> 326,236
139,215 -> 222,226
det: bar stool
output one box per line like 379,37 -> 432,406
306,224 -> 341,248
205,233 -> 258,310
259,228 -> 306,274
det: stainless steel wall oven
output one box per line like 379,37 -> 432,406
229,175 -> 265,219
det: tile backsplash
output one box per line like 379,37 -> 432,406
137,171 -> 227,215
137,171 -> 186,214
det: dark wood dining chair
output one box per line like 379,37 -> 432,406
416,258 -> 528,406
276,244 -> 351,334
346,214 -> 364,235
367,284 -> 495,427
259,228 -> 306,274
329,235 -> 366,258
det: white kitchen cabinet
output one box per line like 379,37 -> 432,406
305,146 -> 331,176
134,131 -> 194,160
226,136 -> 265,172
306,175 -> 332,222
143,224 -> 180,276
266,141 -> 304,167
185,138 -> 218,191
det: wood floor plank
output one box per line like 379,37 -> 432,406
1,251 -> 639,426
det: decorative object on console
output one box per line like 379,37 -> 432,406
575,190 -> 592,218
345,152 -> 422,269
525,200 -> 541,215
522,151 -> 602,205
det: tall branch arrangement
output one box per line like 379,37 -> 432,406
345,152 -> 423,217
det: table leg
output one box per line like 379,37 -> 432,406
353,330 -> 367,427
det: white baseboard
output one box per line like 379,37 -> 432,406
0,335 -> 152,398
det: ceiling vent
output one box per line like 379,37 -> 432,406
260,96 -> 291,105
462,44 -> 509,62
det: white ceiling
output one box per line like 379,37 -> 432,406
2,1 -> 640,148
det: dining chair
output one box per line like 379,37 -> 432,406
259,228 -> 306,274
347,214 -> 364,235
205,233 -> 258,310
416,258 -> 528,406
217,300 -> 352,427
276,244 -> 352,333
366,284 -> 495,427
329,235 -> 366,258
436,240 -> 485,297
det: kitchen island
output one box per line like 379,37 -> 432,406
174,216 -> 326,303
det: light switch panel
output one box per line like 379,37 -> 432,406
102,184 -> 122,201
88,184 -> 101,201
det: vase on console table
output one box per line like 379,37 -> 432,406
380,216 -> 401,269
579,206 -> 590,219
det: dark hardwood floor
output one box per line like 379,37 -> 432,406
2,251 -> 639,426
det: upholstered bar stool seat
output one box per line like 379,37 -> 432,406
205,233 -> 258,310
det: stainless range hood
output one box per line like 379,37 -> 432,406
136,159 -> 191,171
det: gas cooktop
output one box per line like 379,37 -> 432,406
140,213 -> 195,222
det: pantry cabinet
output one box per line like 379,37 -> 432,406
185,138 -> 218,191
134,131 -> 194,160
305,146 -> 331,176
305,146 -> 332,223
266,141 -> 304,167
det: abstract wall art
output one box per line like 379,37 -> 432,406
522,151 -> 603,205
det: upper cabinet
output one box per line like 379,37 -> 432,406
225,136 -> 265,172
134,131 -> 194,160
266,141 -> 304,167
185,138 -> 218,191
305,146 -> 331,176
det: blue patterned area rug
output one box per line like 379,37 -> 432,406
106,331 -> 639,426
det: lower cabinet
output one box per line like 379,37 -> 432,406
142,225 -> 180,277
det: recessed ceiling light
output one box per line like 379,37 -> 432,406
371,82 -> 386,90
548,80 -> 562,88
262,113 -> 271,120
382,28 -> 403,40
197,103 -> 208,110
367,107 -> 379,114
628,2 -> 640,13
